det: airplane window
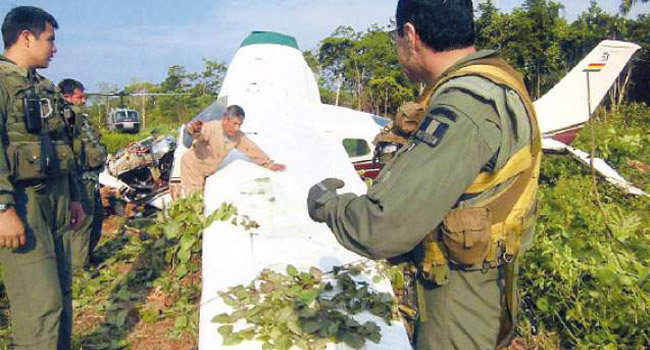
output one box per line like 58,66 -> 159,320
373,115 -> 390,128
343,138 -> 370,158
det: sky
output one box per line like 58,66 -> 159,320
1,1 -> 647,92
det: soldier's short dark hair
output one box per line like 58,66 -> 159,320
225,105 -> 245,120
58,79 -> 85,95
2,6 -> 59,49
396,0 -> 475,52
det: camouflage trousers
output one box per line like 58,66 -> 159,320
414,267 -> 503,350
0,176 -> 73,349
70,175 -> 103,269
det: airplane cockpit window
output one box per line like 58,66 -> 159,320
343,138 -> 371,158
372,115 -> 390,128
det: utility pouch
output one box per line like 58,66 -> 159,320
441,207 -> 492,266
55,143 -> 75,173
40,133 -> 60,175
8,143 -> 46,181
23,90 -> 42,134
84,144 -> 107,169
419,232 -> 449,285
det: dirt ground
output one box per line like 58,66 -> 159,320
72,215 -> 197,350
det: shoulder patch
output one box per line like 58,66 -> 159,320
413,108 -> 455,147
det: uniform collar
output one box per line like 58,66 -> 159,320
419,50 -> 499,103
0,54 -> 32,78
451,50 -> 497,67
421,50 -> 498,95
438,49 -> 498,79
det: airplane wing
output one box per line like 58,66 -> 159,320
534,40 -> 641,138
199,117 -> 411,349
188,31 -> 411,349
542,139 -> 647,196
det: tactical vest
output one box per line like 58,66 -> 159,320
0,58 -> 76,182
71,107 -> 108,172
410,55 -> 542,343
373,102 -> 427,164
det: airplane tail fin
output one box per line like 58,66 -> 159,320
534,40 -> 640,135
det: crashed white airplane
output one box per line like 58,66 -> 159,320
99,30 -> 643,347
187,34 -> 644,348
177,31 -> 412,349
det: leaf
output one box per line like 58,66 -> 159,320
360,321 -> 380,335
212,313 -> 233,324
594,268 -> 616,285
177,246 -> 192,264
239,326 -> 256,340
275,334 -> 293,350
218,324 -> 234,336
179,232 -> 197,252
301,318 -> 322,334
297,289 -> 319,305
367,331 -> 381,344
174,314 -> 188,329
220,293 -> 238,307
340,330 -> 365,349
162,220 -> 181,239
286,265 -> 298,277
536,297 -> 549,312
275,306 -> 295,323
287,316 -> 303,336
222,332 -> 244,346
108,308 -> 129,328
175,263 -> 188,279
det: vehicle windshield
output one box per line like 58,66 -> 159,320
114,110 -> 139,122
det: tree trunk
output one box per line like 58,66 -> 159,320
384,86 -> 389,115
617,64 -> 634,109
335,73 -> 343,106
536,65 -> 541,99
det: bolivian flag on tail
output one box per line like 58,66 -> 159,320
584,63 -> 605,72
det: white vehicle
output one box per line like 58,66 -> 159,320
107,108 -> 141,133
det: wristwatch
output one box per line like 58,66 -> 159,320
0,203 -> 13,212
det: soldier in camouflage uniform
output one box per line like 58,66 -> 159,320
59,78 -> 107,269
0,6 -> 85,349
307,1 -> 541,349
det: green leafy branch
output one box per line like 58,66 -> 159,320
212,265 -> 395,349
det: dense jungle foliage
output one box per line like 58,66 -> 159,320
517,102 -> 650,349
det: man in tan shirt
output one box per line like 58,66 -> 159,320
180,105 -> 286,195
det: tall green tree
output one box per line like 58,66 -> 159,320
318,25 -> 414,114
621,0 -> 649,14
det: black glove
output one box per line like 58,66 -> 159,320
307,178 -> 345,222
